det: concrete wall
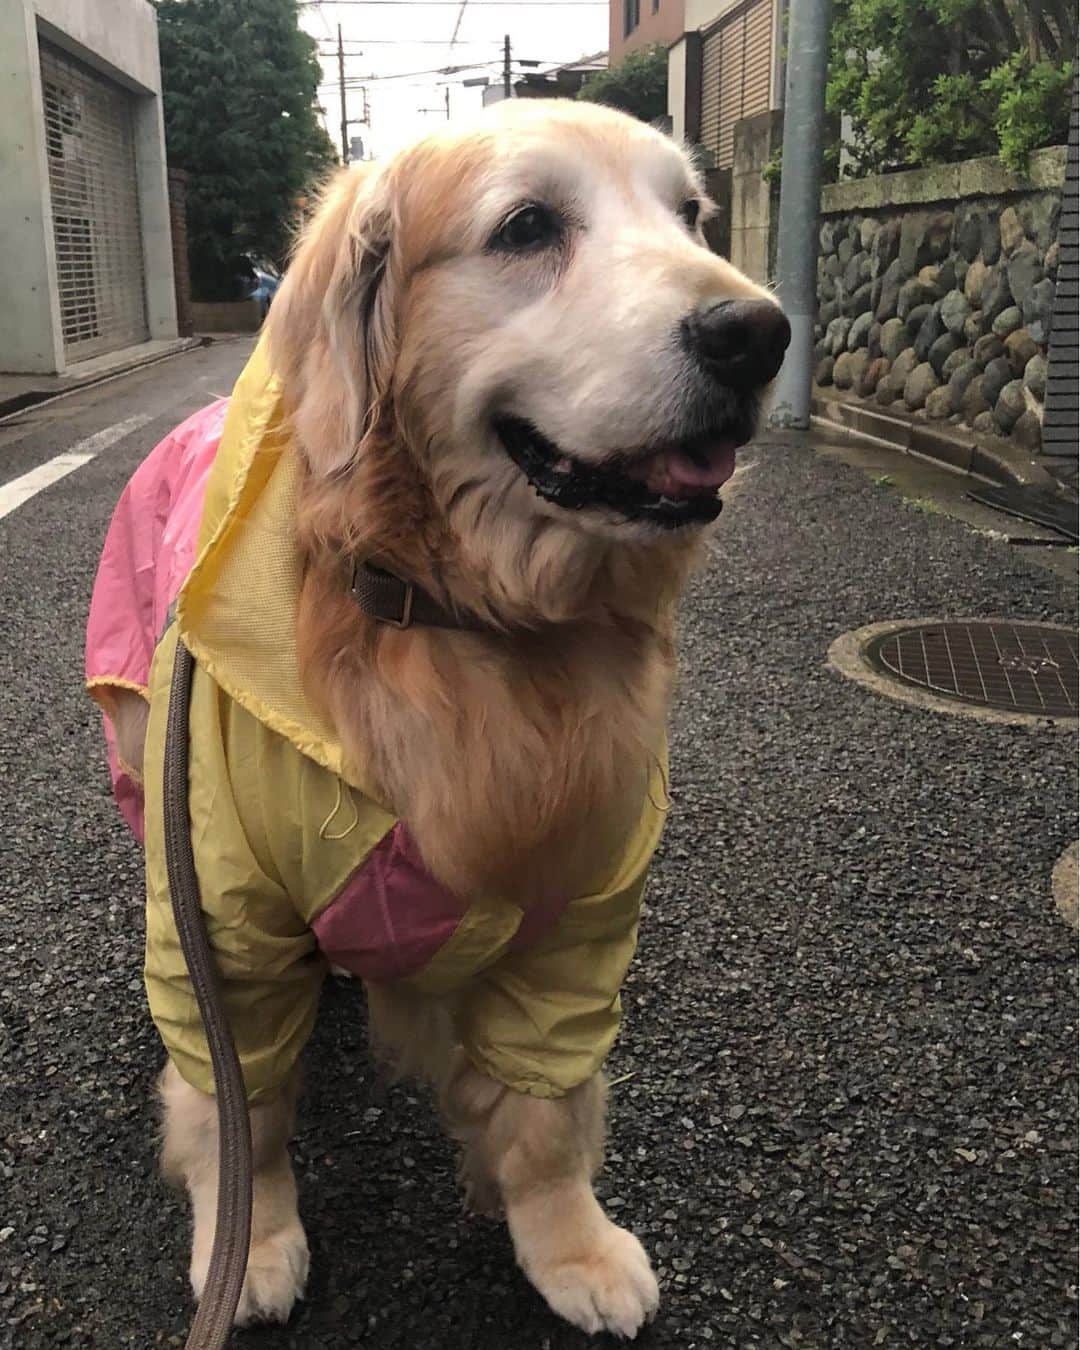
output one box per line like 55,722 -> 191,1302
814,149 -> 1067,454
668,36 -> 687,141
189,300 -> 264,334
33,0 -> 163,94
0,0 -> 176,374
684,0 -> 743,29
0,2 -> 64,373
729,108 -> 782,282
610,0 -> 685,67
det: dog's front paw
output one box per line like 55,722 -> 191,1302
525,1219 -> 659,1340
191,1219 -> 309,1326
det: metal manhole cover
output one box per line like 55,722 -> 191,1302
865,621 -> 1078,718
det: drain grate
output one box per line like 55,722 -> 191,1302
866,621 -> 1078,719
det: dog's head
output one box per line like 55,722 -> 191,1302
270,100 -> 789,617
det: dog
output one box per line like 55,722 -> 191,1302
85,98 -> 789,1339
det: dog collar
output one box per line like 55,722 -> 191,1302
350,560 -> 486,631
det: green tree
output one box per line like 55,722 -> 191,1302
827,0 -> 1075,176
577,45 -> 668,124
156,0 -> 337,299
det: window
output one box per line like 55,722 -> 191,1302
652,0 -> 660,11
624,0 -> 640,36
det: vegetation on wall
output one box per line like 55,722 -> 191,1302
156,0 -> 337,300
827,0 -> 1076,177
577,44 -> 669,125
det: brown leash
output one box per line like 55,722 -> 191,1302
164,638 -> 253,1350
158,559 -> 470,1348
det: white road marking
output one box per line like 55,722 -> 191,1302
0,413 -> 152,523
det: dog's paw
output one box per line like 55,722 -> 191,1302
525,1220 -> 659,1340
191,1220 -> 309,1326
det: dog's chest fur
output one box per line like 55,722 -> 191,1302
299,578 -> 672,906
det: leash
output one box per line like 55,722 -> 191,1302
157,558 -> 465,1347
158,564 -> 470,1347
163,638 -> 253,1350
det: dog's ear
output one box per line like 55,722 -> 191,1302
267,164 -> 396,476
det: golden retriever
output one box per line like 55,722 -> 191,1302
154,97 -> 789,1339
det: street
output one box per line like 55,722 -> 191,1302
0,340 -> 1075,1348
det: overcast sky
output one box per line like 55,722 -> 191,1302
299,0 -> 609,159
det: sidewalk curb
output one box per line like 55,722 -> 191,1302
0,336 -> 207,423
811,389 -> 1061,492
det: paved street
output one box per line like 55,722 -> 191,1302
0,341 -> 1076,1349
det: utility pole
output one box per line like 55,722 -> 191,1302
337,24 -> 349,164
767,0 -> 832,429
503,33 -> 512,98
418,86 -> 452,121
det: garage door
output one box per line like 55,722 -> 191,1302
700,0 -> 775,170
39,40 -> 149,362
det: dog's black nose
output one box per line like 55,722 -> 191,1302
683,299 -> 791,387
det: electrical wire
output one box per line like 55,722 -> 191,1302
449,0 -> 470,43
303,1 -> 605,6
317,60 -> 494,83
317,37 -> 503,45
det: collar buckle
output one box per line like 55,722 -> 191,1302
350,560 -> 420,629
385,579 -> 414,629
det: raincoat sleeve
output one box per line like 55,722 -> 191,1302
142,624 -> 328,1105
457,775 -> 668,1099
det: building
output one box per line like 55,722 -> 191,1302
481,54 -> 608,106
668,0 -> 785,167
610,0 -> 685,68
666,0 -> 786,280
1,0 -> 177,376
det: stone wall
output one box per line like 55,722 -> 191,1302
813,148 -> 1066,451
167,168 -> 193,339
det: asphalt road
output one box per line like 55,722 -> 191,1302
0,341 -> 1076,1349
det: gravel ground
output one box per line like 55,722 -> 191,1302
0,350 -> 1076,1349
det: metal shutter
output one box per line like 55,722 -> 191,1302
39,39 -> 149,362
699,0 -> 774,170
1042,74 -> 1078,456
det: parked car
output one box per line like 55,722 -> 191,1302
234,254 -> 281,318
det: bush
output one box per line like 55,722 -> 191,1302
827,0 -> 1076,176
989,55 -> 1076,173
157,0 -> 337,300
577,45 -> 668,125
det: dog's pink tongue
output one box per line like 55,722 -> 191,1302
627,443 -> 737,498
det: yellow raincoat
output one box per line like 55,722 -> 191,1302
89,339 -> 667,1105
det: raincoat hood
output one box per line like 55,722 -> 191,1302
176,336 -> 381,797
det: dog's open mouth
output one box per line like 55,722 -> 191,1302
494,415 -> 746,528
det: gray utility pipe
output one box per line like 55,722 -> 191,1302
768,0 -> 833,429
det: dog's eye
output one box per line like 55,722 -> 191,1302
493,204 -> 561,252
679,199 -> 701,229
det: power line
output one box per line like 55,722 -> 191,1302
317,61 -> 495,85
317,38 -> 502,45
317,53 -> 573,89
302,2 -> 605,6
449,0 -> 470,44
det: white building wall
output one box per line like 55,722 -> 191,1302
0,3 -> 65,373
668,37 -> 687,143
0,0 -> 176,374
